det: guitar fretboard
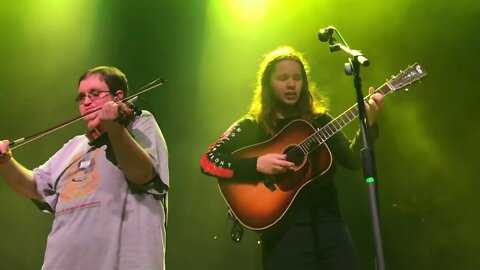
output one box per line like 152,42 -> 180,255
289,63 -> 426,157
297,83 -> 393,155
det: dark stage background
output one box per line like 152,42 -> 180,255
0,0 -> 478,269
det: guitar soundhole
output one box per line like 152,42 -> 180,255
284,145 -> 305,167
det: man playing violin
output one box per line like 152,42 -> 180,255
0,66 -> 169,270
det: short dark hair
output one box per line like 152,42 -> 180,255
78,66 -> 129,96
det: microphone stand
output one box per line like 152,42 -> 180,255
327,32 -> 385,270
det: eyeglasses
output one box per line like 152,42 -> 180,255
75,90 -> 111,104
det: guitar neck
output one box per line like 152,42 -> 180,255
301,82 -> 395,153
292,63 -> 426,156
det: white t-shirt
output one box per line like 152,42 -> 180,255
33,111 -> 169,270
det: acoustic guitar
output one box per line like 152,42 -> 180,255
218,63 -> 427,232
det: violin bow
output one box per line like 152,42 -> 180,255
8,77 -> 166,150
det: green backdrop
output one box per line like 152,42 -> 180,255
0,0 -> 478,269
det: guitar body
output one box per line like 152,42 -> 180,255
218,119 -> 333,232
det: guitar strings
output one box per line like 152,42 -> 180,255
281,64 -> 426,162
282,91 -> 379,159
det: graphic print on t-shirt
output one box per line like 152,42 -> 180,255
59,150 -> 101,203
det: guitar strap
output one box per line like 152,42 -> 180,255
228,208 -> 244,242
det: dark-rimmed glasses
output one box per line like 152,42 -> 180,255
75,90 -> 111,104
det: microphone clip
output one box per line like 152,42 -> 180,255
318,25 -> 370,72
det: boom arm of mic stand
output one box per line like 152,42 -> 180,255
329,43 -> 370,67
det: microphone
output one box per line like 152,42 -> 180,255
317,26 -> 370,67
318,26 -> 334,42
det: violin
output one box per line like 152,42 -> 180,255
82,100 -> 143,165
7,78 -> 165,151
86,100 -> 141,148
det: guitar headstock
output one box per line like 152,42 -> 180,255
388,63 -> 427,92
